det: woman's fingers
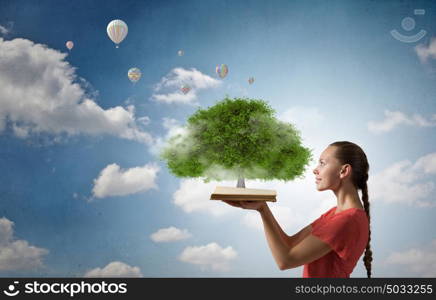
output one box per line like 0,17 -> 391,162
242,201 -> 265,210
238,201 -> 257,210
222,200 -> 242,207
221,200 -> 265,211
241,201 -> 250,208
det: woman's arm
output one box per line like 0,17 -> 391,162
223,200 -> 332,270
257,206 -> 315,250
257,204 -> 294,270
257,204 -> 294,248
224,200 -> 294,248
258,204 -> 332,270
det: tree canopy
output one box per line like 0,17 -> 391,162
159,97 -> 313,184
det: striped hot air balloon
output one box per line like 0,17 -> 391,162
216,64 -> 228,79
107,19 -> 128,48
127,68 -> 141,83
180,84 -> 191,94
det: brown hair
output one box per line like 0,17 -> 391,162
329,141 -> 372,278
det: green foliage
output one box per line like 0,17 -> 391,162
159,97 -> 313,182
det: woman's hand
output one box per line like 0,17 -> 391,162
221,200 -> 267,212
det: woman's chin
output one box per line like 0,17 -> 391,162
316,184 -> 327,191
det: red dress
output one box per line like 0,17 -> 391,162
302,206 -> 369,278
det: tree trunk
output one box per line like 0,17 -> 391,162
236,167 -> 245,188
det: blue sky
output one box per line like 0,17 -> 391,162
0,0 -> 436,277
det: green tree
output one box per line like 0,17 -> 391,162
160,97 -> 313,187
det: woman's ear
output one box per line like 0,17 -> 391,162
340,164 -> 352,178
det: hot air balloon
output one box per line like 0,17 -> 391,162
180,84 -> 191,94
107,19 -> 128,48
128,68 -> 141,83
216,64 -> 228,79
178,50 -> 184,56
66,41 -> 74,51
248,77 -> 255,85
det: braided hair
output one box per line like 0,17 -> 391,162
329,141 -> 372,278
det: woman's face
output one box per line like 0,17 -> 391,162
312,146 -> 344,191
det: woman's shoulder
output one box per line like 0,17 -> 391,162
333,206 -> 365,216
326,206 -> 338,214
331,207 -> 369,228
318,206 -> 337,219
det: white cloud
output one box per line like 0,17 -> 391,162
0,23 -> 12,35
84,261 -> 143,277
279,106 -> 325,136
137,116 -> 151,126
278,106 -> 335,156
173,178 -> 241,217
178,242 -> 237,272
153,92 -> 197,104
413,153 -> 436,174
92,163 -> 160,199
161,118 -> 187,138
12,123 -> 30,138
150,226 -> 192,243
0,217 -> 48,271
149,117 -> 188,157
0,38 -> 152,144
415,37 -> 436,63
0,25 -> 9,35
151,68 -> 221,104
367,110 -> 436,134
385,239 -> 436,277
369,152 -> 436,207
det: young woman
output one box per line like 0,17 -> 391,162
222,141 -> 373,278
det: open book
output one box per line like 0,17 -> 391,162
210,186 -> 277,202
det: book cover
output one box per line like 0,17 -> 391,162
210,186 -> 277,202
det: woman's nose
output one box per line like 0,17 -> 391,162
313,168 -> 318,175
